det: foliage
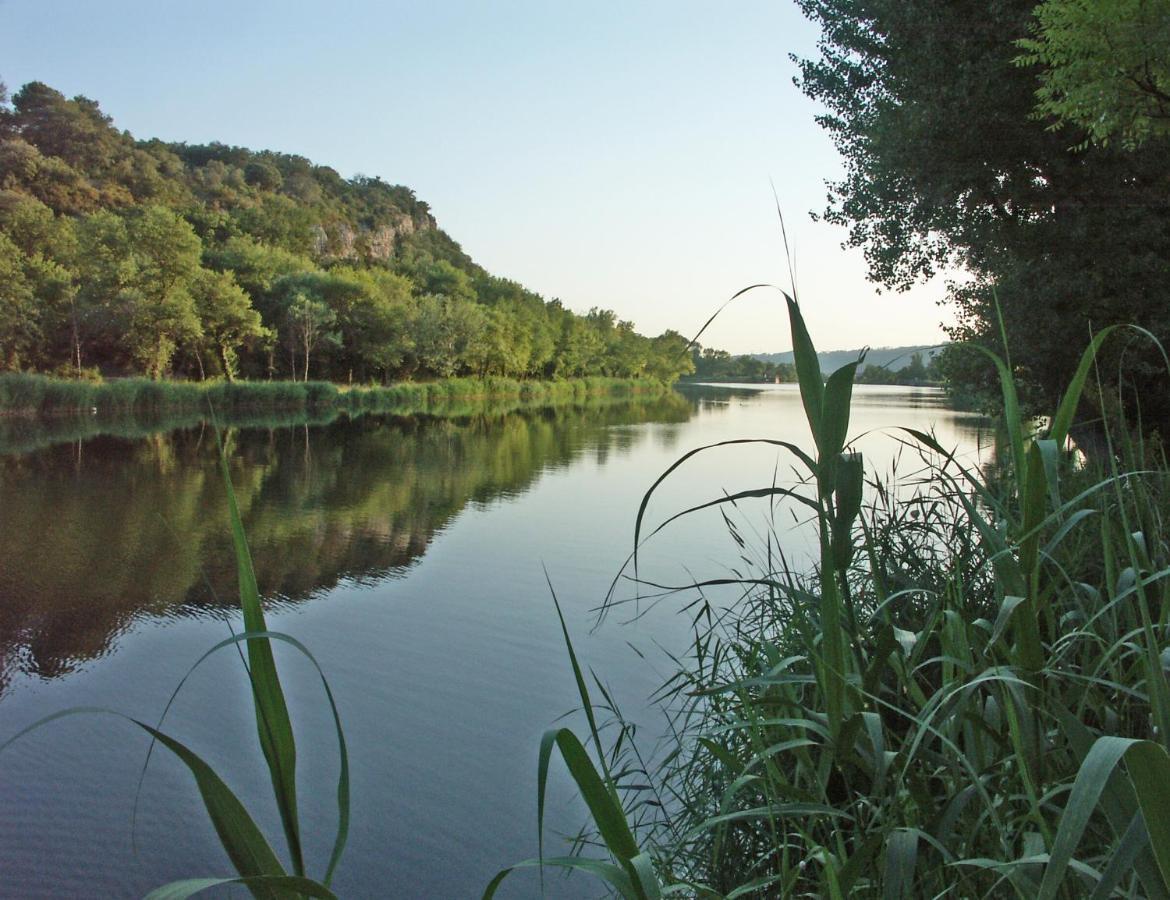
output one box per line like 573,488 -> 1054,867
0,370 -> 668,421
684,346 -> 798,383
792,0 -> 1170,424
1017,0 -> 1170,148
513,298 -> 1170,897
0,80 -> 695,385
854,350 -> 936,385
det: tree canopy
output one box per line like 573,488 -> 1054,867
0,80 -> 694,385
793,0 -> 1170,421
1018,0 -> 1170,148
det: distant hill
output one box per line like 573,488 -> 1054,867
752,344 -> 945,373
0,80 -> 694,384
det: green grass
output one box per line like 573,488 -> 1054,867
0,372 -> 666,419
505,297 -> 1170,898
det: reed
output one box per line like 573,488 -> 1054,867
0,372 -> 667,419
503,297 -> 1170,898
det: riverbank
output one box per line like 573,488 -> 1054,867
0,375 -> 682,456
0,373 -> 668,419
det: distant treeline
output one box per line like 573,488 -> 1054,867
682,347 -> 798,383
854,351 -> 938,386
0,81 -> 695,385
683,346 -> 939,386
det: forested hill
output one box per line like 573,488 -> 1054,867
0,80 -> 694,384
752,345 -> 942,372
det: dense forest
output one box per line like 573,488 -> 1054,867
0,81 -> 694,386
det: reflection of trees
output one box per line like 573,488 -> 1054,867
0,394 -> 690,694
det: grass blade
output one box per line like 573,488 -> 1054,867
218,438 -> 304,876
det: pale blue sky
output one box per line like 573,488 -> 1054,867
0,0 -> 952,353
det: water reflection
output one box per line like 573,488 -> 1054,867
0,394 -> 691,695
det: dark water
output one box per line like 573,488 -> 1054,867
0,386 -> 987,898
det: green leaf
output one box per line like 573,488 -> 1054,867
538,727 -> 640,866
144,876 -> 338,900
786,293 -> 825,447
820,356 -> 864,462
131,720 -> 288,892
218,439 -> 303,876
482,856 -> 638,900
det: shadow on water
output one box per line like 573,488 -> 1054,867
0,392 -> 691,695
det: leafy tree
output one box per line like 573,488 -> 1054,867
74,206 -> 203,377
0,232 -> 39,368
243,160 -> 283,191
553,314 -> 606,377
232,194 -> 315,254
189,268 -> 268,380
1018,0 -> 1170,148
9,82 -> 126,176
283,289 -> 338,382
330,267 -> 415,382
646,330 -> 695,381
794,0 -> 1170,421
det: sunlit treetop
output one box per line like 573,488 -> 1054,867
1017,0 -> 1170,148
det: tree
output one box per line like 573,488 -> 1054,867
0,232 -> 39,369
0,77 -> 698,388
284,289 -> 337,382
794,0 -> 1170,420
190,268 -> 268,380
1018,0 -> 1170,148
73,206 -> 203,377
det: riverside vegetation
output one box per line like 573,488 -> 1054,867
491,298 -> 1170,898
6,298 -> 1168,898
0,370 -> 665,421
0,80 -> 694,388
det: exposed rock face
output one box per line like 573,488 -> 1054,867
312,211 -> 433,262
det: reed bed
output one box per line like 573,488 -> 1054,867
495,298 -> 1170,898
0,373 -> 663,419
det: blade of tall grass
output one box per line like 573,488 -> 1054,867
218,437 -> 304,876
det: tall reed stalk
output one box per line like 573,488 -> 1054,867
497,297 -> 1170,898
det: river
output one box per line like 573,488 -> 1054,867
0,384 -> 987,898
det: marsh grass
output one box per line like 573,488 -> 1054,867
0,373 -> 662,420
502,297 -> 1170,898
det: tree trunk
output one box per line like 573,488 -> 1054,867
219,344 -> 236,383
71,314 -> 82,377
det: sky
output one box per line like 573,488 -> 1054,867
0,0 -> 954,354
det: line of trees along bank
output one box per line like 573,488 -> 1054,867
684,346 -> 938,386
0,81 -> 695,385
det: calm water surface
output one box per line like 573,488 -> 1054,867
0,385 -> 987,898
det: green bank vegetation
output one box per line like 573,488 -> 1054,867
0,81 -> 694,386
0,370 -> 666,420
499,296 -> 1170,897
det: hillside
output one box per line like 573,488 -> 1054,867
752,344 -> 943,372
0,80 -> 693,384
